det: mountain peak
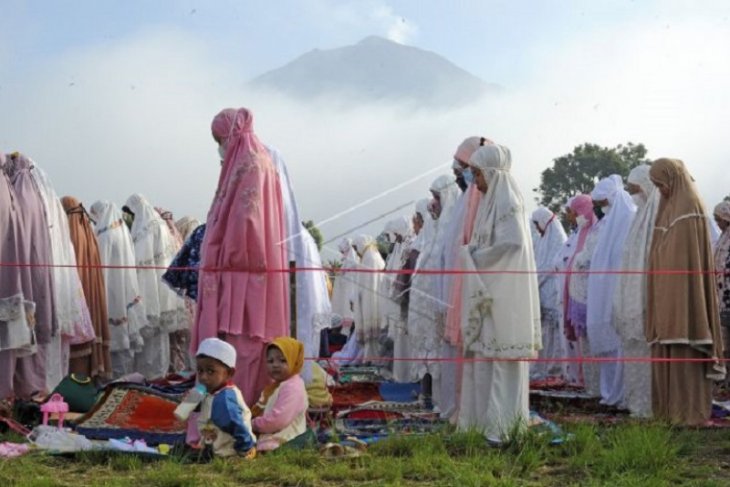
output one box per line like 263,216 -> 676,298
357,35 -> 396,46
250,37 -> 498,108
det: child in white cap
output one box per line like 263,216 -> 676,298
195,337 -> 256,458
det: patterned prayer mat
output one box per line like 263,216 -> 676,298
337,366 -> 387,384
75,384 -> 186,445
331,382 -> 383,411
334,400 -> 442,439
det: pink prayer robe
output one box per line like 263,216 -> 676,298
194,108 -> 290,404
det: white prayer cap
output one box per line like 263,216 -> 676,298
196,338 -> 237,369
591,174 -> 623,202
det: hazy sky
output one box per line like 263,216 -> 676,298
2,0 -> 729,258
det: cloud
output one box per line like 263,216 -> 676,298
301,0 -> 418,45
371,5 -> 418,44
1,14 -> 728,262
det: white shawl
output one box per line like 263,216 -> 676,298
461,145 -> 541,358
331,238 -> 359,322
125,193 -> 189,334
29,165 -> 94,344
90,200 -> 147,354
408,176 -> 461,367
353,235 -> 386,345
587,175 -> 636,355
613,165 -> 660,342
531,207 -> 567,315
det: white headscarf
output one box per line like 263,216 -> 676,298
613,165 -> 660,342
29,164 -> 95,390
29,166 -> 94,343
124,193 -> 188,332
429,175 -> 462,315
587,175 -> 637,355
331,237 -> 359,322
415,175 -> 458,273
384,216 -> 413,275
175,216 -> 202,243
461,145 -> 541,358
89,200 -> 147,355
411,198 -> 435,253
552,198 -> 580,315
531,207 -> 567,313
381,217 -> 412,343
407,177 -> 459,374
338,237 -> 353,255
352,234 -> 386,350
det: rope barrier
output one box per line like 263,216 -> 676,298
1,261 -> 728,276
304,355 -> 730,363
2,262 -> 727,365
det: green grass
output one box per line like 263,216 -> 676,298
2,423 -> 729,486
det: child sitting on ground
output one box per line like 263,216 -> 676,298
251,337 -> 309,452
195,338 -> 256,458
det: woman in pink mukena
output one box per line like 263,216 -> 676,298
194,108 -> 290,405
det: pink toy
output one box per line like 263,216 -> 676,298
40,393 -> 69,428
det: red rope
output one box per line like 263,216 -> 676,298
307,356 -> 729,363
0,261 -> 727,276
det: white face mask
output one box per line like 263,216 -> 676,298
631,193 -> 645,207
576,215 -> 587,227
602,203 -> 612,215
218,144 -> 226,161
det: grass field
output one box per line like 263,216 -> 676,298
2,422 -> 729,486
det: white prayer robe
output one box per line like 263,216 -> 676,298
613,166 -> 659,417
587,175 -> 636,407
457,145 -> 541,442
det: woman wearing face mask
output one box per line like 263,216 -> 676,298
456,144 -> 541,444
646,158 -> 725,425
613,165 -> 660,418
441,136 -> 492,422
194,107 -> 290,405
564,195 -> 601,395
586,175 -> 636,408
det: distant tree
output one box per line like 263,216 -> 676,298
534,142 -> 650,216
303,220 -> 324,251
725,195 -> 730,202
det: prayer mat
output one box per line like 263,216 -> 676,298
331,382 -> 382,411
334,400 -> 442,439
75,384 -> 186,445
530,377 -> 566,389
378,382 -> 421,403
337,366 -> 386,384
